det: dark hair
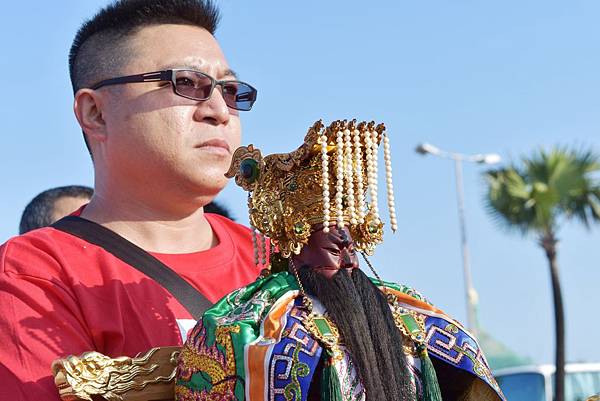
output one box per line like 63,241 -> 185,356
204,201 -> 234,220
19,185 -> 93,234
69,0 -> 220,154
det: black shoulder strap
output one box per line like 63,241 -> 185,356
52,215 -> 212,320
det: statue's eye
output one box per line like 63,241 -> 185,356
325,247 -> 340,255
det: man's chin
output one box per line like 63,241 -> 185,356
192,180 -> 226,198
171,174 -> 226,203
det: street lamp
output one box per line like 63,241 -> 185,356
415,142 -> 501,336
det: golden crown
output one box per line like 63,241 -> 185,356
225,119 -> 397,260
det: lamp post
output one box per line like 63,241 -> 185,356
415,142 -> 501,336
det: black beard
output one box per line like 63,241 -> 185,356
297,267 -> 416,401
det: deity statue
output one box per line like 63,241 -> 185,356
175,120 -> 506,401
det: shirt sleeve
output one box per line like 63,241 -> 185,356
0,242 -> 94,401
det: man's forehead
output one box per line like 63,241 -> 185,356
127,25 -> 234,78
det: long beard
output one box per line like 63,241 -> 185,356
297,267 -> 416,401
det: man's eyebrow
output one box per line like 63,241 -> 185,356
222,68 -> 238,79
160,64 -> 239,79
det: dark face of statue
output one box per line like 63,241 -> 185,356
291,226 -> 359,279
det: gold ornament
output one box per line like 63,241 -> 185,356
51,347 -> 180,401
225,119 -> 396,258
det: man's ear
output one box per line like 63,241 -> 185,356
73,88 -> 107,143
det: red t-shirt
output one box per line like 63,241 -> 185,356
0,213 -> 262,401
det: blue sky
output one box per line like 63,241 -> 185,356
1,1 -> 598,365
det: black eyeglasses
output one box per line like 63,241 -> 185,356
90,69 -> 257,111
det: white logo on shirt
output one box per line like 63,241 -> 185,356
176,319 -> 197,342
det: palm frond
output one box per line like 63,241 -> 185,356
483,166 -> 537,235
484,146 -> 600,237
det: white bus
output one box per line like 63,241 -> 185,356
494,363 -> 600,401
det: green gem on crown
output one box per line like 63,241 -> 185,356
240,158 -> 259,183
368,223 -> 379,234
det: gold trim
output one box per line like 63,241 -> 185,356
51,346 -> 180,401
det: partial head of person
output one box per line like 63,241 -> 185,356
70,0 -> 257,211
19,185 -> 93,234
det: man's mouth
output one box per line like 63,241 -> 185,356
195,139 -> 231,155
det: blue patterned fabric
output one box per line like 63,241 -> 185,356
268,299 -> 323,401
424,315 -> 505,399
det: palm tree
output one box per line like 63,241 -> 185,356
484,147 -> 600,401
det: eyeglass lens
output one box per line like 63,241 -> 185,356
173,70 -> 256,111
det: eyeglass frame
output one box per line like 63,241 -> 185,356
89,69 -> 258,111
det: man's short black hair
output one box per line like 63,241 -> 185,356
69,0 -> 220,154
204,200 -> 234,220
19,185 -> 94,234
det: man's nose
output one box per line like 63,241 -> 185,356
193,87 -> 231,125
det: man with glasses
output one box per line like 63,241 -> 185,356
0,1 -> 261,399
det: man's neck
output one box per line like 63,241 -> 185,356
81,193 -> 218,254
